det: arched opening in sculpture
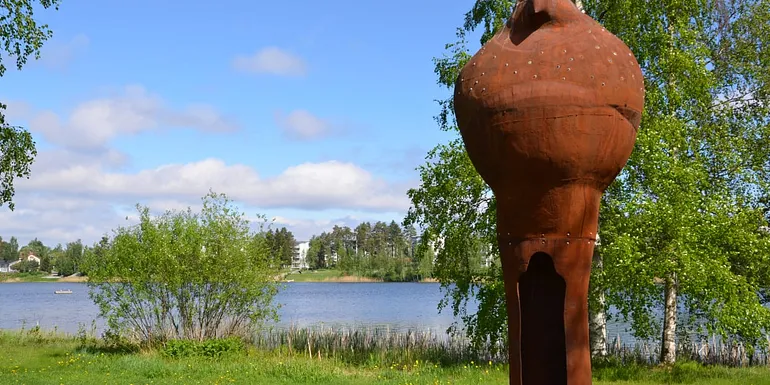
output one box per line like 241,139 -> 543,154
519,252 -> 567,385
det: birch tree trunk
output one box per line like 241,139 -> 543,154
589,249 -> 608,357
660,272 -> 678,364
660,17 -> 679,366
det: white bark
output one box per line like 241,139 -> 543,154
661,273 -> 678,364
660,18 -> 679,366
589,245 -> 607,357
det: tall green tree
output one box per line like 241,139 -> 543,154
312,221 -> 436,281
306,234 -> 326,269
330,225 -> 356,272
265,227 -> 297,268
1,236 -> 19,262
48,243 -> 63,273
589,0 -> 770,363
38,254 -> 50,272
405,0 -> 770,361
0,0 -> 62,210
24,238 -> 50,273
26,238 -> 48,258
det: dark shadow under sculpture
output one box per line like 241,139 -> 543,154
452,0 -> 645,384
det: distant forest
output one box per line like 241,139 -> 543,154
0,220 -> 460,282
304,221 -> 444,282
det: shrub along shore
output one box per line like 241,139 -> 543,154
2,328 -> 770,385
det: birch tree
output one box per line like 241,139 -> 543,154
0,0 -> 62,210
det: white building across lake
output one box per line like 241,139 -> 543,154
291,241 -> 310,270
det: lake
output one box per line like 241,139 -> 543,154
0,282 -> 638,343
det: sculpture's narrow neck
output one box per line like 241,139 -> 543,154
510,0 -> 581,30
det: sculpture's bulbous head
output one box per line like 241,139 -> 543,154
454,0 -> 645,196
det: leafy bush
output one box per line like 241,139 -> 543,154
11,259 -> 39,273
162,337 -> 245,359
84,191 -> 280,345
162,339 -> 198,358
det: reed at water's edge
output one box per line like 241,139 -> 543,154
6,321 -> 769,367
252,326 -> 770,367
251,326 -> 506,366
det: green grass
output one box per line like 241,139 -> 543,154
1,331 -> 769,385
592,358 -> 770,384
284,269 -> 348,282
0,331 -> 505,385
0,272 -> 59,282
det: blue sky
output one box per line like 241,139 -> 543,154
0,0 -> 482,245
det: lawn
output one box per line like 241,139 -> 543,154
1,332 -> 769,385
0,272 -> 60,283
283,269 -> 380,282
284,268 -> 342,282
0,272 -> 88,283
0,337 -> 505,385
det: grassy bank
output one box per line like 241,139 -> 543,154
0,272 -> 89,283
0,330 -> 505,385
284,269 -> 380,282
1,330 -> 769,384
283,269 -> 438,283
0,272 -> 87,283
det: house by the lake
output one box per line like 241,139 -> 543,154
1,253 -> 41,272
23,254 -> 41,264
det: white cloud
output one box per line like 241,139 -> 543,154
0,194 -> 121,246
37,33 -> 90,70
0,85 -> 412,248
274,109 -> 340,141
22,85 -> 238,150
18,157 -> 409,212
2,155 -> 411,246
232,47 -> 307,77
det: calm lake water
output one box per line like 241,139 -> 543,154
0,282 -> 467,334
0,282 -> 638,343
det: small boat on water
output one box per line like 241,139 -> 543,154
54,289 -> 73,294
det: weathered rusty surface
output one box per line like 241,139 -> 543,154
453,0 -> 645,384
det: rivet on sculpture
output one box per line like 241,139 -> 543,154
453,1 -> 645,384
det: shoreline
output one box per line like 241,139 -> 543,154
282,277 -> 440,283
0,275 -> 88,283
0,275 -> 438,284
281,270 -> 439,283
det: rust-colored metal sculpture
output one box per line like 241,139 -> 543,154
453,1 -> 644,384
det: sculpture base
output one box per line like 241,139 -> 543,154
500,237 -> 594,385
496,185 -> 599,385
